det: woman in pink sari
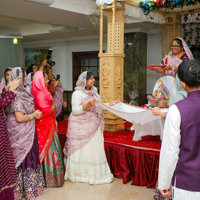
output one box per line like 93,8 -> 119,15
151,37 -> 194,77
31,71 -> 64,187
5,67 -> 44,200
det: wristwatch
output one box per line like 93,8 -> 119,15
172,66 -> 175,71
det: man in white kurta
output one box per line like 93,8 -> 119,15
158,96 -> 200,200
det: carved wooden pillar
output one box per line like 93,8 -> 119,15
99,0 -> 125,131
162,13 -> 182,58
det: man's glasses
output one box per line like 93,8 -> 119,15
170,45 -> 180,49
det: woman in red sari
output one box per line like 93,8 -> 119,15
31,71 -> 64,187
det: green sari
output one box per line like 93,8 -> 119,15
41,132 -> 64,187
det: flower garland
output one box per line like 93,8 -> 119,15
182,13 -> 200,54
139,0 -> 200,15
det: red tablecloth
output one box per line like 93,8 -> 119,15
57,120 -> 160,188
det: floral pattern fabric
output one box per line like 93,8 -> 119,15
154,182 -> 172,200
6,113 -> 35,168
6,67 -> 35,114
41,132 -> 64,187
5,67 -> 36,168
75,71 -> 104,120
13,165 -> 44,200
63,95 -> 103,157
53,84 -> 64,117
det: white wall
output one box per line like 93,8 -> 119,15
146,33 -> 163,94
22,38 -> 107,91
23,33 -> 163,94
0,39 -> 23,78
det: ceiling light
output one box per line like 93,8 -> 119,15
13,38 -> 18,44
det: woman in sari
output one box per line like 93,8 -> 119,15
0,76 -> 20,200
26,72 -> 34,94
151,37 -> 194,77
5,67 -> 44,200
0,67 -> 12,93
151,73 -> 187,119
31,71 -> 64,187
26,64 -> 38,75
50,75 -> 67,121
63,71 -> 114,184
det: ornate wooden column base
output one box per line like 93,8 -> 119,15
99,1 -> 125,132
99,54 -> 125,132
104,117 -> 126,132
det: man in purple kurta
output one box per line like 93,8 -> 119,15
158,60 -> 200,200
0,87 -> 17,200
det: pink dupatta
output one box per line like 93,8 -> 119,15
53,84 -> 64,117
31,71 -> 55,164
5,67 -> 35,168
63,71 -> 104,157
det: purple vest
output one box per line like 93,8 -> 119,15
172,90 -> 200,191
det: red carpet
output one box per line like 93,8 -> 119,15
57,120 -> 161,150
57,120 -> 160,188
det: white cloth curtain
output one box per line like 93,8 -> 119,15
101,102 -> 168,125
101,102 -> 167,141
96,0 -> 165,24
134,118 -> 164,141
96,0 -> 124,6
124,4 -> 165,24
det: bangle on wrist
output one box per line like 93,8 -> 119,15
29,114 -> 34,120
7,83 -> 11,88
172,66 -> 175,71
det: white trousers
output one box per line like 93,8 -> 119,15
173,186 -> 200,200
